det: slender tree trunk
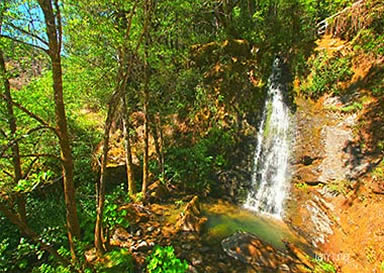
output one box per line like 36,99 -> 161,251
94,0 -> 145,255
0,48 -> 27,224
157,116 -> 165,179
141,51 -> 149,196
149,114 -> 163,178
142,83 -> 149,196
94,104 -> 116,256
122,96 -> 135,195
247,0 -> 255,18
141,0 -> 151,196
0,202 -> 71,267
37,0 -> 80,260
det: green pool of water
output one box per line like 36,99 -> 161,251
201,202 -> 297,249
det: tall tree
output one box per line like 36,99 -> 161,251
141,0 -> 153,197
93,0 -> 145,256
36,0 -> 80,259
122,95 -> 135,195
0,44 -> 26,225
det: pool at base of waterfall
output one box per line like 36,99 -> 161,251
201,200 -> 303,250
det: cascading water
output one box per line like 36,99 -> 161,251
244,57 -> 292,218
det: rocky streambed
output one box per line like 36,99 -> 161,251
89,195 -> 319,273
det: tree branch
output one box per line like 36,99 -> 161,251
0,128 -> 6,138
0,126 -> 53,158
2,153 -> 61,161
0,34 -> 49,54
2,169 -> 14,179
53,0 -> 62,49
22,158 -> 38,179
0,93 -> 56,133
125,0 -> 140,39
6,21 -> 49,46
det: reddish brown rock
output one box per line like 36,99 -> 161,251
176,196 -> 207,233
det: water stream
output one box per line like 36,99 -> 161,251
244,58 -> 292,218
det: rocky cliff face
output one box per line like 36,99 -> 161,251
286,33 -> 384,272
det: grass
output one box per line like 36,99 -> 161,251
295,182 -> 309,190
311,257 -> 337,273
302,52 -> 353,98
326,180 -> 350,196
372,160 -> 384,181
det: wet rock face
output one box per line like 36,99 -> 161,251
216,135 -> 256,203
287,94 -> 374,248
287,95 -> 360,248
221,232 -> 314,273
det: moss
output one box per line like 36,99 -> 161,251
326,102 -> 363,113
372,159 -> 384,181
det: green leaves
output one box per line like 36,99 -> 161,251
103,189 -> 130,230
302,52 -> 353,97
13,170 -> 53,193
146,245 -> 188,273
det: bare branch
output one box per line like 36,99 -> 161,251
22,158 -> 38,179
0,34 -> 49,54
0,126 -> 53,158
2,169 -> 14,179
0,93 -> 55,133
6,21 -> 49,46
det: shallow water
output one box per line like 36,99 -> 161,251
201,201 -> 299,249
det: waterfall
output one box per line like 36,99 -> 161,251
244,57 -> 292,218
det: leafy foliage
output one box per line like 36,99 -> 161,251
104,185 -> 130,231
146,245 -> 188,273
95,248 -> 134,273
166,127 -> 235,192
302,52 -> 353,97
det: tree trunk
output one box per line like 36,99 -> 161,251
141,0 -> 151,196
0,48 -> 27,224
37,0 -> 80,260
157,116 -> 165,179
94,104 -> 116,256
122,96 -> 135,195
142,84 -> 149,196
149,114 -> 163,178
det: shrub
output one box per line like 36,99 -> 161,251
146,246 -> 188,273
165,127 -> 235,193
302,53 -> 353,98
94,248 -> 134,273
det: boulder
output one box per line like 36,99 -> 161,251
284,241 -> 314,270
119,203 -> 149,224
221,231 -> 289,268
147,180 -> 169,201
221,232 -> 315,273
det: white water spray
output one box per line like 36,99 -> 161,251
244,58 -> 292,218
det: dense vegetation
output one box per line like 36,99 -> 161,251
0,0 -> 382,272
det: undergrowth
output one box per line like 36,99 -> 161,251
302,52 -> 353,98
